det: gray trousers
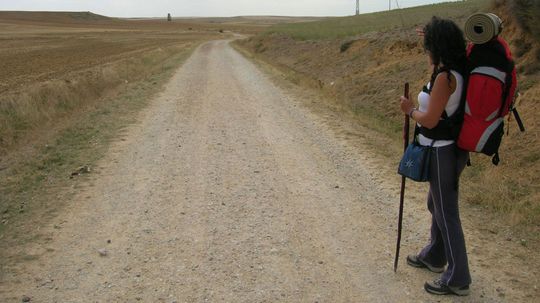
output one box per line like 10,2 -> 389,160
418,144 -> 471,287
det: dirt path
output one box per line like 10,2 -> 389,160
0,40 -> 536,302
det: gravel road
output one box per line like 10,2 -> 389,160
0,40 -> 536,302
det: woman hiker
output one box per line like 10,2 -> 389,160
399,16 -> 471,296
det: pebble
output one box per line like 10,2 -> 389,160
98,248 -> 108,256
22,295 -> 31,302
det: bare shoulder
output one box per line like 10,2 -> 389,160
434,70 -> 457,92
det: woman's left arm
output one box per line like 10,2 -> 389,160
400,72 -> 454,129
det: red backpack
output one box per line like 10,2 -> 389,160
457,36 -> 523,165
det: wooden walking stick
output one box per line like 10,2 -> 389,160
394,82 -> 410,272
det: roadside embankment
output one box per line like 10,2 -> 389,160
234,0 -> 539,237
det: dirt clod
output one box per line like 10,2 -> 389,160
70,165 -> 91,178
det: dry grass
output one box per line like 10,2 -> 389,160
493,0 -> 540,75
0,44 -> 197,154
236,0 -> 540,232
500,0 -> 540,41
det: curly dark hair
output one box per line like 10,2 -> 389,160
423,16 -> 467,86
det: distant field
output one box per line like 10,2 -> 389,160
266,0 -> 491,40
0,12 -> 192,92
0,31 -> 196,93
172,16 -> 325,25
0,11 -> 311,33
0,11 -> 324,94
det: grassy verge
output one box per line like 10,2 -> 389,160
0,43 -> 194,153
235,38 -> 539,249
0,42 -> 201,242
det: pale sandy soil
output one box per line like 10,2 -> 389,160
0,40 -> 537,302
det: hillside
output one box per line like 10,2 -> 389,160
0,11 -> 117,25
236,0 -> 539,233
266,0 -> 491,40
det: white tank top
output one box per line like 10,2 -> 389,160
417,70 -> 463,147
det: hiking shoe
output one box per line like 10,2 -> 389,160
406,255 -> 445,273
424,279 -> 470,296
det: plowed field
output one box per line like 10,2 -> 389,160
0,28 -> 212,93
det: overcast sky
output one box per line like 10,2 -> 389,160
0,0 -> 463,17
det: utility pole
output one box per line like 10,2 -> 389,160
389,0 -> 391,10
356,0 -> 359,15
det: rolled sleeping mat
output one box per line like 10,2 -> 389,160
465,13 -> 502,44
